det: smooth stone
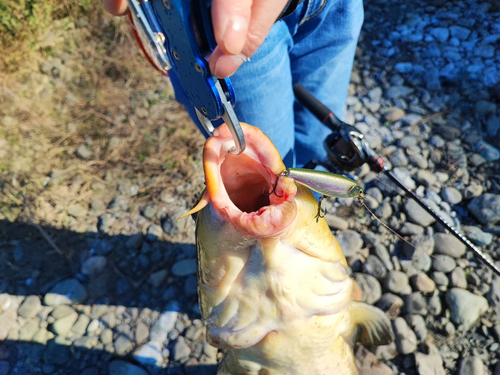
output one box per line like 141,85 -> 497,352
19,319 -> 40,341
404,293 -> 428,315
450,268 -> 468,289
441,187 -> 462,205
427,292 -> 442,316
446,288 -> 489,329
386,86 -> 414,99
393,317 -> 418,355
384,107 -> 405,122
353,273 -> 382,304
414,343 -> 446,375
457,356 -> 486,375
385,271 -> 411,295
71,314 -> 90,336
171,259 -> 197,276
133,341 -> 163,366
109,361 -> 148,375
390,148 -> 408,167
135,321 -> 149,344
434,233 -> 466,258
81,256 -> 107,277
431,272 -> 449,287
405,314 -> 427,341
399,222 -> 424,236
100,329 -> 113,345
405,199 -> 436,227
362,255 -> 388,279
114,335 -> 134,355
336,230 -> 364,257
150,301 -> 180,343
18,296 -> 42,318
415,170 -> 437,187
44,278 -> 88,306
432,255 -> 456,273
51,309 -> 78,337
461,226 -> 493,246
376,293 -> 404,318
468,194 -> 500,224
173,337 -> 192,361
412,273 -> 436,293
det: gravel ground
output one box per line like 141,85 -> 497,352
1,0 -> 500,374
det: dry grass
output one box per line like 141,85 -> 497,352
0,0 -> 205,231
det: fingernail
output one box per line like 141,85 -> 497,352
212,54 -> 246,78
222,16 -> 249,55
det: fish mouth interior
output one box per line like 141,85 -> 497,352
220,153 -> 272,213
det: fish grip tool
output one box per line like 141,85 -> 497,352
293,83 -> 500,277
126,0 -> 246,154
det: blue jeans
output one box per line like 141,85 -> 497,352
169,0 -> 364,168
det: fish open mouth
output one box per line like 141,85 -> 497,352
203,124 -> 298,237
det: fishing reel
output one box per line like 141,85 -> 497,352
293,84 -> 367,172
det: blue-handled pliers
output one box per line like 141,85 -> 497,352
126,0 -> 246,154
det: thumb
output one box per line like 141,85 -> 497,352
211,0 -> 253,55
209,0 -> 289,78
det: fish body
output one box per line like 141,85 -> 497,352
185,123 -> 393,375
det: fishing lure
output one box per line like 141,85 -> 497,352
275,168 -> 363,221
280,168 -> 414,247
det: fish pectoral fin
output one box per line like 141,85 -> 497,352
346,302 -> 394,347
178,189 -> 210,219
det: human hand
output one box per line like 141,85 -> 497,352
208,0 -> 289,78
103,0 -> 129,16
102,0 -> 289,78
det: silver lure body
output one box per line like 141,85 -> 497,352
284,168 -> 363,198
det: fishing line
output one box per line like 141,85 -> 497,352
357,195 -> 415,249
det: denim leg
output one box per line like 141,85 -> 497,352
224,23 -> 296,167
291,0 -> 364,168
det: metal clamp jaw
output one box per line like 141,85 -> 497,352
126,0 -> 246,154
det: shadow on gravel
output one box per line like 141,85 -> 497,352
0,339 -> 218,375
0,219 -> 213,374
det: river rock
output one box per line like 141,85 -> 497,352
441,187 -> 462,205
446,288 -> 489,329
353,273 -> 382,304
404,199 -> 436,227
450,267 -> 468,289
457,356 -> 486,375
44,278 -> 88,306
414,343 -> 446,375
17,296 -> 42,318
432,255 -> 456,273
337,230 -> 364,257
393,317 -> 417,354
132,341 -> 163,366
434,233 -> 466,258
385,271 -> 411,295
468,194 -> 500,224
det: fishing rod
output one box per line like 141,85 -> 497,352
293,83 -> 500,277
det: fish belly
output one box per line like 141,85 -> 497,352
217,312 -> 358,375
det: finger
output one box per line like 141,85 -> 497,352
103,0 -> 129,16
212,0 -> 252,55
209,0 -> 288,78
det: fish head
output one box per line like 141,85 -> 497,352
190,122 -> 299,238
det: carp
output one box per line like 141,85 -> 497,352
182,123 -> 394,375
